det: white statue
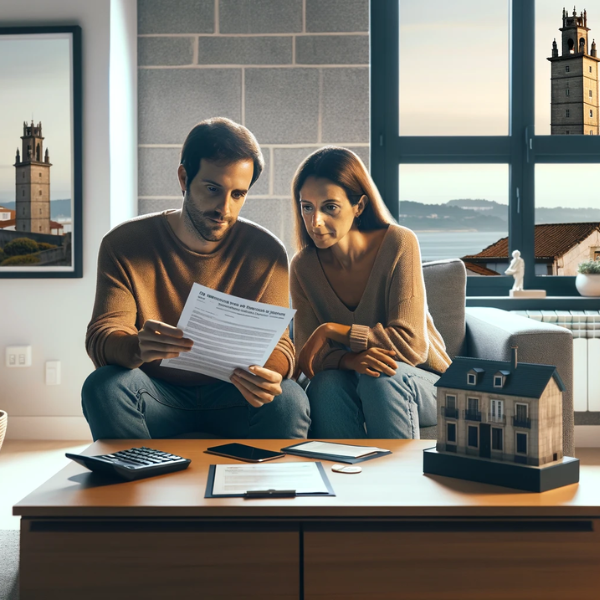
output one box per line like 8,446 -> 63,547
505,250 -> 525,291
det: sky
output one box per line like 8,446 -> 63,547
0,35 -> 72,204
398,0 -> 600,210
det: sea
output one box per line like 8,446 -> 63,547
414,231 -> 507,262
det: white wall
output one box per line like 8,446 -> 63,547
0,0 -> 136,439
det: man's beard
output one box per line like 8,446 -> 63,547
183,200 -> 234,242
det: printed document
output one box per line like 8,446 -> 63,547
161,283 -> 295,381
212,462 -> 329,495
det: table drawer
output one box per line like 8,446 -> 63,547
304,520 -> 600,600
20,520 -> 299,600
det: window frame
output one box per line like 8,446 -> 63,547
370,0 -> 600,299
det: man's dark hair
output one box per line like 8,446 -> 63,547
180,117 -> 264,190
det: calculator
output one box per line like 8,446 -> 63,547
66,447 -> 191,481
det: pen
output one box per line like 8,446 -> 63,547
244,489 -> 296,499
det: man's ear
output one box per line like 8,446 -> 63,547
356,194 -> 368,217
177,164 -> 187,197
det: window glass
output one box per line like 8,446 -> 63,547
447,422 -> 456,443
536,1 -> 600,135
399,0 -> 509,135
492,428 -> 503,451
446,395 -> 456,409
399,165 -> 508,270
468,426 -> 478,447
535,164 -> 600,275
516,432 -> 528,454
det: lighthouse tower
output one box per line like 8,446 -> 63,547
548,7 -> 600,135
14,120 -> 52,233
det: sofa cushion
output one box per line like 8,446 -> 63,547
422,259 -> 466,359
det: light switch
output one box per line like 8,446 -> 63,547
45,361 -> 61,385
6,346 -> 32,368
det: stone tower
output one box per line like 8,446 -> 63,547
14,120 -> 52,233
548,7 -> 600,135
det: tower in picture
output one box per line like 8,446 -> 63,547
14,120 -> 52,233
548,7 -> 600,135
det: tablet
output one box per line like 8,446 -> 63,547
205,443 -> 285,463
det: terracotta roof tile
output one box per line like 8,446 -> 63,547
462,223 -> 600,261
463,261 -> 500,276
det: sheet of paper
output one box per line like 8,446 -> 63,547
161,283 -> 295,382
212,462 -> 329,495
296,441 -> 387,458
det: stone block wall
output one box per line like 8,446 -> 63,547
137,0 -> 369,255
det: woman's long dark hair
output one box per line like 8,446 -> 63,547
291,147 -> 395,251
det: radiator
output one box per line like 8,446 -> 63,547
511,310 -> 600,412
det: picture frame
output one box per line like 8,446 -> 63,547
0,25 -> 82,278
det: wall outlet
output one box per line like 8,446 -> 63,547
6,346 -> 32,368
45,360 -> 61,385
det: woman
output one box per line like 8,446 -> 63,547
290,147 -> 450,439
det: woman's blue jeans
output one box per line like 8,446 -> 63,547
81,365 -> 311,441
306,362 -> 439,439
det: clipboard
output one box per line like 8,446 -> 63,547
281,441 -> 392,464
204,462 -> 336,498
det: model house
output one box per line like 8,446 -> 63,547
436,348 -> 565,467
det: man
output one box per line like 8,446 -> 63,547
82,117 -> 310,440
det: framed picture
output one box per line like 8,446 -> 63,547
0,26 -> 82,278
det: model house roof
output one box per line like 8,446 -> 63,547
462,222 -> 600,261
436,356 -> 565,399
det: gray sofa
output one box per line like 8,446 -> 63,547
422,259 -> 574,456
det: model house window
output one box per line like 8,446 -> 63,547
566,89 -> 570,96
566,130 -> 570,134
467,397 -> 479,412
447,422 -> 456,443
39,172 -> 42,177
590,90 -> 593,98
590,110 -> 594,118
490,399 -> 504,421
516,432 -> 528,454
590,66 -> 593,73
566,65 -> 570,72
516,403 -> 528,420
492,428 -> 503,451
566,109 -> 570,117
468,426 -> 478,448
446,395 -> 456,409
493,375 -> 503,388
39,190 -> 42,196
467,373 -> 476,385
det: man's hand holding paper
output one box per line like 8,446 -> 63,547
161,284 -> 296,404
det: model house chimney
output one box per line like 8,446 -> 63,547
511,346 -> 518,369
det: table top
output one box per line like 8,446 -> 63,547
13,440 -> 600,519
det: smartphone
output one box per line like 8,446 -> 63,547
205,443 -> 285,463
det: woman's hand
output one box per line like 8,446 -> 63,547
293,324 -> 331,380
341,348 -> 398,377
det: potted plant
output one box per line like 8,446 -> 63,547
0,410 -> 6,453
576,259 -> 600,296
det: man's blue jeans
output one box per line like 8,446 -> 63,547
306,362 -> 439,439
81,366 -> 311,441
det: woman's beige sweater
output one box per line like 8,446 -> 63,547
290,224 -> 451,375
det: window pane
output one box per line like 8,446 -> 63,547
535,164 -> 600,275
516,432 -> 527,454
399,0 -> 509,135
399,165 -> 508,273
468,426 -> 478,447
536,1 -> 600,135
447,423 -> 456,443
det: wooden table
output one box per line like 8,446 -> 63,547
13,440 -> 600,599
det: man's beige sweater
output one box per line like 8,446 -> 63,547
86,211 -> 294,386
290,224 -> 451,375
